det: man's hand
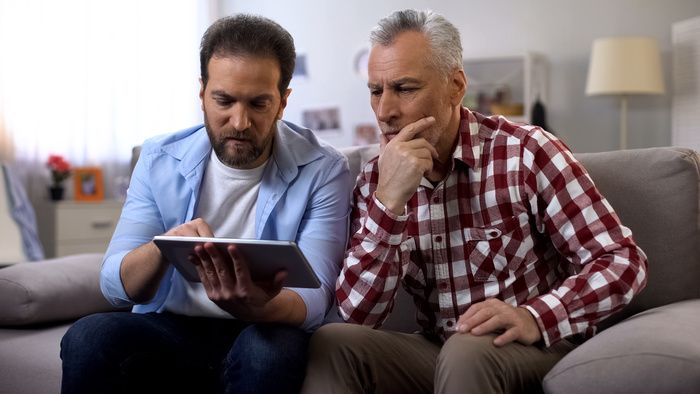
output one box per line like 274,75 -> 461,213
375,117 -> 438,215
456,298 -> 542,347
163,217 -> 215,238
191,243 -> 288,322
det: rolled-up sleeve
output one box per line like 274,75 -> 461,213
290,156 -> 352,331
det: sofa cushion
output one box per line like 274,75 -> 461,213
0,253 -> 120,326
543,299 -> 700,393
575,147 -> 700,327
0,324 -> 70,393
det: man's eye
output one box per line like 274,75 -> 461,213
370,89 -> 382,96
252,101 -> 270,109
397,86 -> 417,94
215,99 -> 232,106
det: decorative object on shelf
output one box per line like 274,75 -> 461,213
586,37 -> 665,149
531,96 -> 553,134
46,154 -> 71,201
73,166 -> 104,202
462,53 -> 548,124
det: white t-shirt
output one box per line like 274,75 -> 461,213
163,151 -> 267,318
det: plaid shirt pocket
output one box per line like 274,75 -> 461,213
463,212 -> 536,282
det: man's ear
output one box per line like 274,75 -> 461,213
277,88 -> 292,119
199,78 -> 205,111
449,69 -> 467,106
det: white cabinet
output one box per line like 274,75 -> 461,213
672,16 -> 700,151
462,52 -> 548,124
37,200 -> 123,258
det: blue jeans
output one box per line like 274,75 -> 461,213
60,312 -> 310,394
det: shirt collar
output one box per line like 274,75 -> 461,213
453,107 -> 483,169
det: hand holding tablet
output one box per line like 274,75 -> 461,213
153,236 -> 321,288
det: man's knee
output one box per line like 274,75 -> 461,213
438,333 -> 499,369
436,334 -> 504,392
309,323 -> 374,361
227,323 -> 310,369
61,312 -> 127,361
223,323 -> 311,394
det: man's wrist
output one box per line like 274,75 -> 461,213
375,189 -> 406,215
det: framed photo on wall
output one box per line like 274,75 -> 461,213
73,167 -> 104,201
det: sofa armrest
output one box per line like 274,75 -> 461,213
0,254 -> 123,326
543,299 -> 700,393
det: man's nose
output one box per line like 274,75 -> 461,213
375,93 -> 399,124
230,104 -> 252,131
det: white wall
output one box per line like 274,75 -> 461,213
222,0 -> 700,152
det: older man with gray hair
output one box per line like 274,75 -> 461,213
302,9 -> 647,393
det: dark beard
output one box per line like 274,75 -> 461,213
204,116 -> 275,168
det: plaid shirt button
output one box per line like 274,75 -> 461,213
446,320 -> 453,327
435,235 -> 442,243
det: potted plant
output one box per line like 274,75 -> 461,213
46,154 -> 71,201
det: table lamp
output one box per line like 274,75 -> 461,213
585,37 -> 665,149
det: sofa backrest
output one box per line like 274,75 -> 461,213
339,145 -> 700,331
576,147 -> 700,327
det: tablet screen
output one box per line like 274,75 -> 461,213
152,236 -> 321,288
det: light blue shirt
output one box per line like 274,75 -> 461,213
100,120 -> 352,331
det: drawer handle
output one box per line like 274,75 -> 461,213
91,221 -> 113,229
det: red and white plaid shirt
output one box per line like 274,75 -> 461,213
336,108 -> 648,347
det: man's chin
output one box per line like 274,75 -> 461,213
217,146 -> 259,168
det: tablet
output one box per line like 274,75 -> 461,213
152,235 -> 321,288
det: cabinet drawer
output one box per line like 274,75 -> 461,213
56,239 -> 112,257
55,204 -> 122,241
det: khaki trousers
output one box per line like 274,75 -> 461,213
302,323 -> 576,394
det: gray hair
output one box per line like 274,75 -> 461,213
370,9 -> 463,78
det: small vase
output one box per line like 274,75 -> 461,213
49,185 -> 64,201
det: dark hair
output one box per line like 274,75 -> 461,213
200,14 -> 296,95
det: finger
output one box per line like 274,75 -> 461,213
469,313 -> 506,336
456,302 -> 490,332
493,328 -> 520,347
458,301 -> 486,323
205,242 -> 236,288
195,244 -> 221,289
380,132 -> 389,151
391,117 -> 436,143
463,307 -> 499,334
193,218 -> 215,237
404,138 -> 439,160
271,270 -> 287,292
229,245 -> 253,287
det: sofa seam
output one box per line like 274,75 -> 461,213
545,352 -> 700,380
0,277 -> 31,319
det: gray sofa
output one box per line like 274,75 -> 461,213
1,145 -> 699,393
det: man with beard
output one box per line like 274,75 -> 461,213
302,9 -> 647,394
60,15 -> 351,394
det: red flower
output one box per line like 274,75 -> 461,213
46,154 -> 72,186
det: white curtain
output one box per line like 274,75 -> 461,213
0,0 -> 212,201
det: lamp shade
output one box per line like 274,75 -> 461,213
586,37 -> 665,96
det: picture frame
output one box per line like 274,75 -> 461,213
73,166 -> 104,201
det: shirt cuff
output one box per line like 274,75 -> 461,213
523,293 -> 572,347
99,250 -> 133,307
364,192 -> 410,246
289,287 -> 327,332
